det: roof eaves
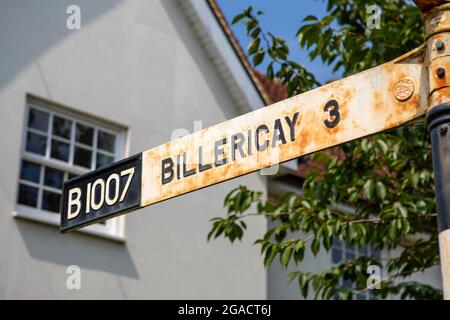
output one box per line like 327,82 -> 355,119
205,0 -> 273,106
177,0 -> 267,112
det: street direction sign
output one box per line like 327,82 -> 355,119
60,154 -> 141,232
60,48 -> 426,233
58,0 -> 450,300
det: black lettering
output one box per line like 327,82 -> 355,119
256,125 -> 269,152
161,157 -> 174,185
214,138 -> 228,166
198,146 -> 212,172
182,152 -> 196,177
285,112 -> 299,141
176,154 -> 181,180
272,118 -> 287,148
324,99 -> 340,128
231,133 -> 245,161
247,129 -> 253,156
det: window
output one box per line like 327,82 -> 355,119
331,237 -> 380,300
15,99 -> 127,241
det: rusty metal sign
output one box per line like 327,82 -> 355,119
59,0 -> 450,300
61,48 -> 426,232
141,50 -> 426,206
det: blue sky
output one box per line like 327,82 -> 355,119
217,0 -> 340,84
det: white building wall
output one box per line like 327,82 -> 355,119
0,0 -> 267,299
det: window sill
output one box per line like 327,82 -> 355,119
13,205 -> 126,243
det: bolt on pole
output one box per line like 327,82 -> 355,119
416,0 -> 450,299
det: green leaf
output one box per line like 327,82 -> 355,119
311,237 -> 320,256
281,246 -> 293,268
377,139 -> 389,154
361,139 -> 370,152
264,245 -> 278,267
261,240 -> 271,254
253,50 -> 265,66
348,224 -> 358,240
376,181 -> 386,200
299,273 -> 310,298
363,179 -> 375,200
301,200 -> 312,209
287,271 -> 299,283
250,27 -> 261,38
321,15 -> 334,26
232,13 -> 247,25
395,202 -> 408,218
267,62 -> 274,80
389,220 -> 397,240
288,195 -> 297,210
247,38 -> 260,55
295,240 -> 305,252
303,15 -> 318,22
338,290 -> 351,300
207,223 -> 218,241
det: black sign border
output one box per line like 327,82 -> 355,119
59,153 -> 142,233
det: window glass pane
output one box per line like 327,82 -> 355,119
76,123 -> 94,145
44,167 -> 64,189
345,250 -> 355,260
98,131 -> 115,153
343,278 -> 353,289
52,116 -> 72,139
96,153 -> 114,168
332,248 -> 342,264
332,236 -> 342,247
25,131 -> 47,155
74,147 -> 92,168
356,293 -> 367,300
50,139 -> 70,162
41,190 -> 61,213
20,160 -> 41,183
18,184 -> 38,207
28,108 -> 49,132
358,245 -> 369,256
371,249 -> 381,259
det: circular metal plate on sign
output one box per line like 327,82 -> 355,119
394,78 -> 415,101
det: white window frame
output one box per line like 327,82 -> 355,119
14,97 -> 128,242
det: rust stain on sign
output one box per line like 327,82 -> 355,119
439,229 -> 450,299
141,49 -> 426,206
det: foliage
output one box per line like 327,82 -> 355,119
208,0 -> 443,299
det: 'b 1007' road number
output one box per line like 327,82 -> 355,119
60,154 -> 142,233
67,168 -> 135,220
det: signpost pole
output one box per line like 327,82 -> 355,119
427,104 -> 450,299
417,0 -> 450,299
